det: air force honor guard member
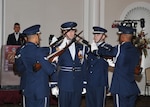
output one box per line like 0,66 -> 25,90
92,26 -> 140,107
15,24 -> 56,107
85,26 -> 110,107
52,22 -> 86,107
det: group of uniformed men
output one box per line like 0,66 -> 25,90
15,21 -> 140,107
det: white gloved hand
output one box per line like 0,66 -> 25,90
83,81 -> 87,85
91,41 -> 98,52
50,36 -> 58,45
51,86 -> 59,97
107,59 -> 115,67
58,37 -> 67,50
52,56 -> 59,63
82,88 -> 86,94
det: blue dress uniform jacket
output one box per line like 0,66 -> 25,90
86,42 -> 109,88
85,42 -> 109,107
15,42 -> 56,99
55,42 -> 87,107
96,42 -> 140,96
94,42 -> 140,107
15,46 -> 53,91
58,43 -> 84,92
110,42 -> 140,96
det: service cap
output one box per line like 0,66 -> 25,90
117,26 -> 135,35
61,22 -> 77,30
93,26 -> 107,34
23,24 -> 41,36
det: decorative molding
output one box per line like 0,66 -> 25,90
120,2 -> 150,19
120,2 -> 150,43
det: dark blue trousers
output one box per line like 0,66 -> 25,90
25,96 -> 50,107
112,94 -> 138,107
86,86 -> 106,107
58,90 -> 82,107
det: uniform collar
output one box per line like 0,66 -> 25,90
121,41 -> 131,45
26,42 -> 38,47
97,41 -> 105,46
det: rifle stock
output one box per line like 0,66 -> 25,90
134,65 -> 142,75
33,62 -> 42,72
47,48 -> 65,62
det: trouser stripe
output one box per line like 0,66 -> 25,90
44,97 -> 47,107
116,94 -> 119,107
23,95 -> 25,107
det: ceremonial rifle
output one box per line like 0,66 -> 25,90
75,33 -> 91,48
50,29 -> 75,47
48,30 -> 83,62
33,39 -> 76,72
50,35 -> 64,47
76,34 -> 113,60
47,37 -> 76,62
33,31 -> 83,72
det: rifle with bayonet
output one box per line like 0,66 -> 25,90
48,30 -> 83,62
33,31 -> 83,72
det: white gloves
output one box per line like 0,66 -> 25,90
91,41 -> 98,52
58,37 -> 67,50
52,56 -> 59,63
82,81 -> 87,94
83,81 -> 87,85
82,88 -> 86,94
107,59 -> 115,67
50,36 -> 58,45
51,86 -> 59,97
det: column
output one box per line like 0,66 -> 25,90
84,0 -> 105,42
0,0 -> 5,73
0,0 -> 3,47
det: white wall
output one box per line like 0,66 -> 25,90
4,0 -> 84,46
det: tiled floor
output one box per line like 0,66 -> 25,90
0,95 -> 150,107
